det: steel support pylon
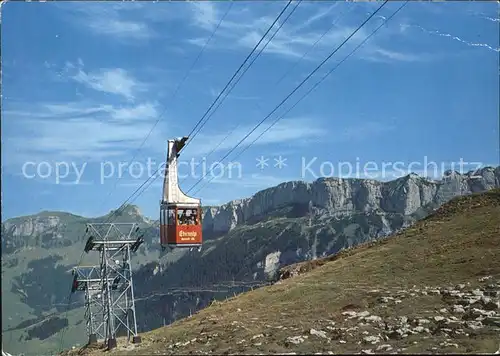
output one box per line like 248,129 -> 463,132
72,265 -> 108,344
83,223 -> 144,349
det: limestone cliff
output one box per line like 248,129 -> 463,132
1,213 -> 77,252
201,166 -> 500,234
1,205 -> 151,253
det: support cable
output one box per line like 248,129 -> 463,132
182,0 -> 295,151
183,0 -> 302,152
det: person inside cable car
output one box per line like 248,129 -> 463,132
189,209 -> 199,225
177,210 -> 187,225
187,211 -> 195,225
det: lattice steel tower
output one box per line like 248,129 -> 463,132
71,265 -> 107,344
83,222 -> 144,349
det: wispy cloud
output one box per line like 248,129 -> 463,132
190,1 -> 218,31
88,18 -> 152,40
482,16 -> 499,23
464,6 -> 500,23
185,2 -> 427,64
4,100 -> 159,123
54,1 -> 493,65
188,11 -> 359,60
179,118 -> 393,162
334,121 -> 396,143
57,1 -> 438,64
2,100 -> 164,167
184,117 -> 326,158
57,3 -> 155,41
403,23 -> 500,53
294,2 -> 340,32
359,48 -> 437,63
62,60 -> 148,101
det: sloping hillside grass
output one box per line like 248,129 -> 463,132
67,189 -> 500,355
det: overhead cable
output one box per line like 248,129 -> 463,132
184,0 -> 294,144
192,1 -> 409,196
184,0 -> 302,149
185,0 -> 391,194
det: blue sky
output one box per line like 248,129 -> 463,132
1,1 -> 499,220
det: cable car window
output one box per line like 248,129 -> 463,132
177,209 -> 186,225
161,208 -> 168,225
167,209 -> 176,225
189,208 -> 199,225
177,208 -> 198,225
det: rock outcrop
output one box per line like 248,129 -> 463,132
1,214 -> 72,252
1,205 -> 150,253
3,215 -> 61,238
201,167 -> 500,235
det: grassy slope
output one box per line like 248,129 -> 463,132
69,189 -> 500,355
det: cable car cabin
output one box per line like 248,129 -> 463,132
160,136 -> 203,251
160,204 -> 202,248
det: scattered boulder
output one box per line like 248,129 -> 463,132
376,344 -> 393,352
285,336 -> 306,345
364,315 -> 382,323
310,329 -> 328,339
363,335 -> 380,344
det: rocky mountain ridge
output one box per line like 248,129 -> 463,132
203,166 -> 500,234
3,167 -> 499,251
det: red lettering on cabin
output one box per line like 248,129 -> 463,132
174,225 -> 202,245
160,223 -> 202,245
